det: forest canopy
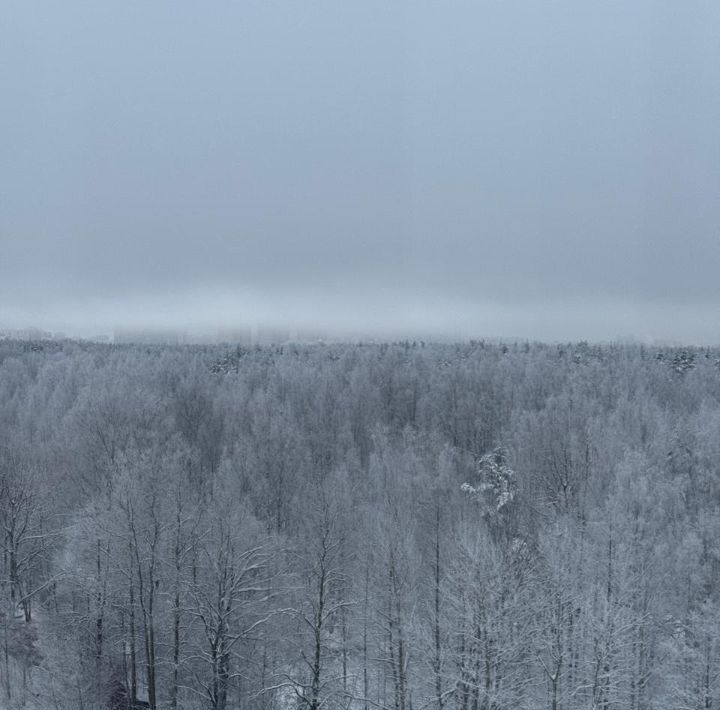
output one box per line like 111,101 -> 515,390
0,338 -> 718,709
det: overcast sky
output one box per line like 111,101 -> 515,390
2,1 -> 719,342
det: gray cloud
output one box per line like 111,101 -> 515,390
2,1 -> 719,341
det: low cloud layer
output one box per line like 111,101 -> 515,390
2,1 -> 719,342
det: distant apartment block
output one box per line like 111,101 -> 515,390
0,326 -> 53,341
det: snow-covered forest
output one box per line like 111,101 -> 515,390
1,338 -> 719,709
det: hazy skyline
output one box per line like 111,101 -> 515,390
2,1 -> 719,342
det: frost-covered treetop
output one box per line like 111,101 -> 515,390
461,447 -> 517,516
